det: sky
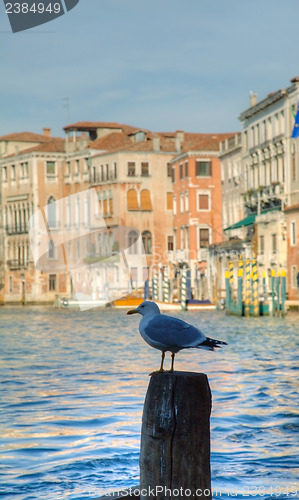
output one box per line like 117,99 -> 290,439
1,0 -> 299,138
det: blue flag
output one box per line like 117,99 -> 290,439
292,102 -> 299,138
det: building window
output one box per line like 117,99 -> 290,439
198,194 -> 209,210
199,228 -> 209,248
128,230 -> 139,254
75,160 -> 80,175
114,162 -> 117,179
291,266 -> 298,288
185,191 -> 189,212
127,162 -> 136,176
167,235 -> 174,251
196,160 -> 212,177
48,239 -> 55,259
140,189 -> 152,210
102,191 -> 108,215
180,193 -> 184,213
179,164 -> 183,180
185,161 -> 189,177
11,165 -> 16,180
291,221 -> 296,246
108,189 -> 113,214
173,195 -> 176,215
21,162 -> 29,178
167,163 -> 172,177
2,167 -> 7,182
260,235 -> 264,255
142,231 -> 152,254
47,196 -> 56,227
180,227 -> 185,249
66,162 -> 71,175
167,192 -> 173,210
272,234 -> 277,253
9,276 -> 13,293
49,274 -> 57,291
127,189 -> 139,210
46,161 -> 56,176
141,162 -> 149,176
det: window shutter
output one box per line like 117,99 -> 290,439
140,189 -> 152,210
167,192 -> 173,210
127,189 -> 139,210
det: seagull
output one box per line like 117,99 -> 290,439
127,301 -> 227,372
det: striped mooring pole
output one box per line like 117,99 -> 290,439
237,256 -> 243,316
262,271 -> 267,296
271,269 -> 276,315
225,270 -> 230,314
163,267 -> 170,303
276,270 -> 281,315
245,258 -> 251,317
181,269 -> 187,311
152,271 -> 159,301
229,261 -> 234,313
252,254 -> 259,317
281,269 -> 286,317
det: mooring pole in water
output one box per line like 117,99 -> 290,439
140,372 -> 212,500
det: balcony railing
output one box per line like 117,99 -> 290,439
90,172 -> 117,184
6,225 -> 28,235
7,260 -> 28,270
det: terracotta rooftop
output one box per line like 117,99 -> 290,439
63,121 -> 146,136
0,131 -> 61,142
89,132 -> 134,151
89,131 -> 235,156
4,139 -> 65,157
180,132 -> 235,152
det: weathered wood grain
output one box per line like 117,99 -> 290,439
139,371 -> 212,500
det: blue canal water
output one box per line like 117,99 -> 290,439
0,306 -> 298,500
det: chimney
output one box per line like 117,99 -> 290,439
43,127 -> 51,137
249,91 -> 257,107
175,130 -> 184,153
153,136 -> 160,151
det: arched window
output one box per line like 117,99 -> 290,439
127,189 -> 139,210
128,230 -> 139,254
142,230 -> 152,254
47,196 -> 56,228
140,189 -> 152,210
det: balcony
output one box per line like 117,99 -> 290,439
6,225 -> 28,235
7,260 -> 28,270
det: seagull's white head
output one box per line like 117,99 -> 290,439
127,301 -> 160,317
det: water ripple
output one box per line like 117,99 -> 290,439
0,307 -> 298,499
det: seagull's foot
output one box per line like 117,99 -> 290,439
164,369 -> 174,373
149,369 -> 165,376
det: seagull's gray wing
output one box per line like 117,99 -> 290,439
143,314 -> 206,349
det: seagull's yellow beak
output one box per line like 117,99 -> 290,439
127,308 -> 139,315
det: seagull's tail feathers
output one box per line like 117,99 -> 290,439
197,337 -> 227,351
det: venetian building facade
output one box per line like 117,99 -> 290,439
169,132 -> 233,299
0,134 -> 69,303
239,77 -> 299,292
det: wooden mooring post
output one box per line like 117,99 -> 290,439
140,372 -> 212,500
